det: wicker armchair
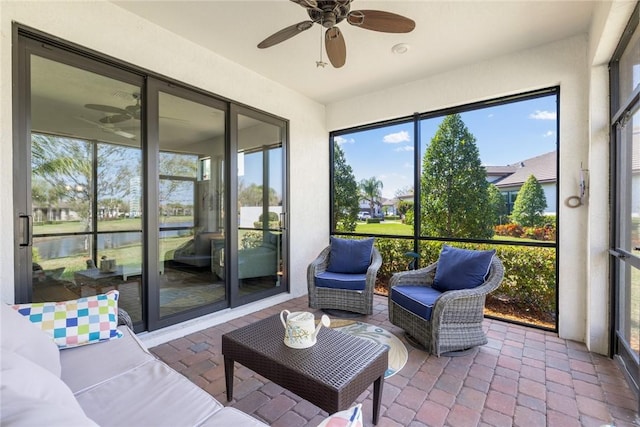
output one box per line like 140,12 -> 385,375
307,245 -> 382,315
388,256 -> 504,356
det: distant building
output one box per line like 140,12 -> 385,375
485,151 -> 557,215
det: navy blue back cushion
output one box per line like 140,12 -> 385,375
433,245 -> 495,292
326,237 -> 374,274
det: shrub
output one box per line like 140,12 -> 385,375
522,225 -> 556,241
366,218 -> 382,224
373,238 -> 556,319
494,222 -> 556,242
494,223 -> 524,238
259,212 -> 280,222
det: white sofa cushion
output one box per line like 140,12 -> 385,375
200,407 -> 268,426
75,358 -> 223,427
61,326 -> 155,394
0,349 -> 84,418
1,389 -> 98,427
0,303 -> 61,377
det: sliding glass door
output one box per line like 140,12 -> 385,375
18,42 -> 145,323
14,28 -> 289,332
233,111 -> 286,302
147,81 -> 228,328
610,3 -> 639,409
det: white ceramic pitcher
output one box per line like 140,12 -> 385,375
280,310 -> 330,349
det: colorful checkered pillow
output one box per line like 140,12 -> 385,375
12,290 -> 122,349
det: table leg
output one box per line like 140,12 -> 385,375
224,356 -> 234,401
372,375 -> 384,425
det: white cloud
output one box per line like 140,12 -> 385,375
394,145 -> 414,152
334,136 -> 354,145
529,110 -> 557,120
383,130 -> 410,144
543,130 -> 555,137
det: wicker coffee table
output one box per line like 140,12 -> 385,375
222,314 -> 388,424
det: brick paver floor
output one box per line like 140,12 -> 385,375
150,295 -> 639,426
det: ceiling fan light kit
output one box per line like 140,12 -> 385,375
258,0 -> 415,68
392,43 -> 410,54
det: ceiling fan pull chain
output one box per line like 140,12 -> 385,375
316,23 -> 328,68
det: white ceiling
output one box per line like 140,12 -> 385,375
112,1 -> 597,105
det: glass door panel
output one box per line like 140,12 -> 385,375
29,54 -> 143,324
236,114 -> 284,295
615,107 -> 640,390
158,92 -> 226,318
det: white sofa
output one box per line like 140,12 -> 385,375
0,303 -> 267,427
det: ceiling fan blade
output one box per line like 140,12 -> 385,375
347,10 -> 416,33
325,27 -> 346,68
99,114 -> 130,124
125,105 -> 141,120
258,21 -> 314,49
289,0 -> 317,9
85,104 -> 128,115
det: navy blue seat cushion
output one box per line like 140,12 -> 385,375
391,285 -> 442,320
433,245 -> 496,292
326,237 -> 374,274
315,271 -> 367,291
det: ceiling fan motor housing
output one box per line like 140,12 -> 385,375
308,0 -> 351,27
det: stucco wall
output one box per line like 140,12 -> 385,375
326,35 -> 593,347
0,1 -> 633,353
0,1 -> 328,311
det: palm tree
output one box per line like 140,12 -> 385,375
360,177 -> 383,217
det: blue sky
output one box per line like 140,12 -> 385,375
335,94 -> 558,199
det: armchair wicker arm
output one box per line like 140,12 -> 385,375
429,256 -> 504,354
366,248 -> 383,286
117,308 -> 133,329
307,246 -> 331,294
389,262 -> 438,288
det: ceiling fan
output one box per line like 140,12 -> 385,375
257,0 -> 415,68
84,93 -> 141,124
75,116 -> 137,140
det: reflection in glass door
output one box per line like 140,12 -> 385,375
234,113 -> 285,298
27,53 -> 144,323
157,90 -> 227,319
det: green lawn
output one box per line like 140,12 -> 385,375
354,220 -> 547,243
34,216 -> 193,234
355,220 -> 412,235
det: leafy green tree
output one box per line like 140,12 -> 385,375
333,143 -> 359,231
31,134 -> 139,227
511,174 -> 547,227
397,200 -> 412,219
238,181 -> 279,206
488,184 -> 507,226
421,114 -> 493,238
360,176 -> 383,217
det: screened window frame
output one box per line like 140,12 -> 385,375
329,86 -> 559,251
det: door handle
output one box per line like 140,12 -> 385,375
19,213 -> 32,247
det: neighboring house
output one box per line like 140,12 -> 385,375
381,198 -> 397,216
486,151 -> 557,215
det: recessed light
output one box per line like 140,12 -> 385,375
392,43 -> 410,54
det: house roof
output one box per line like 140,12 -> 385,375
485,165 -> 518,176
490,151 -> 557,188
